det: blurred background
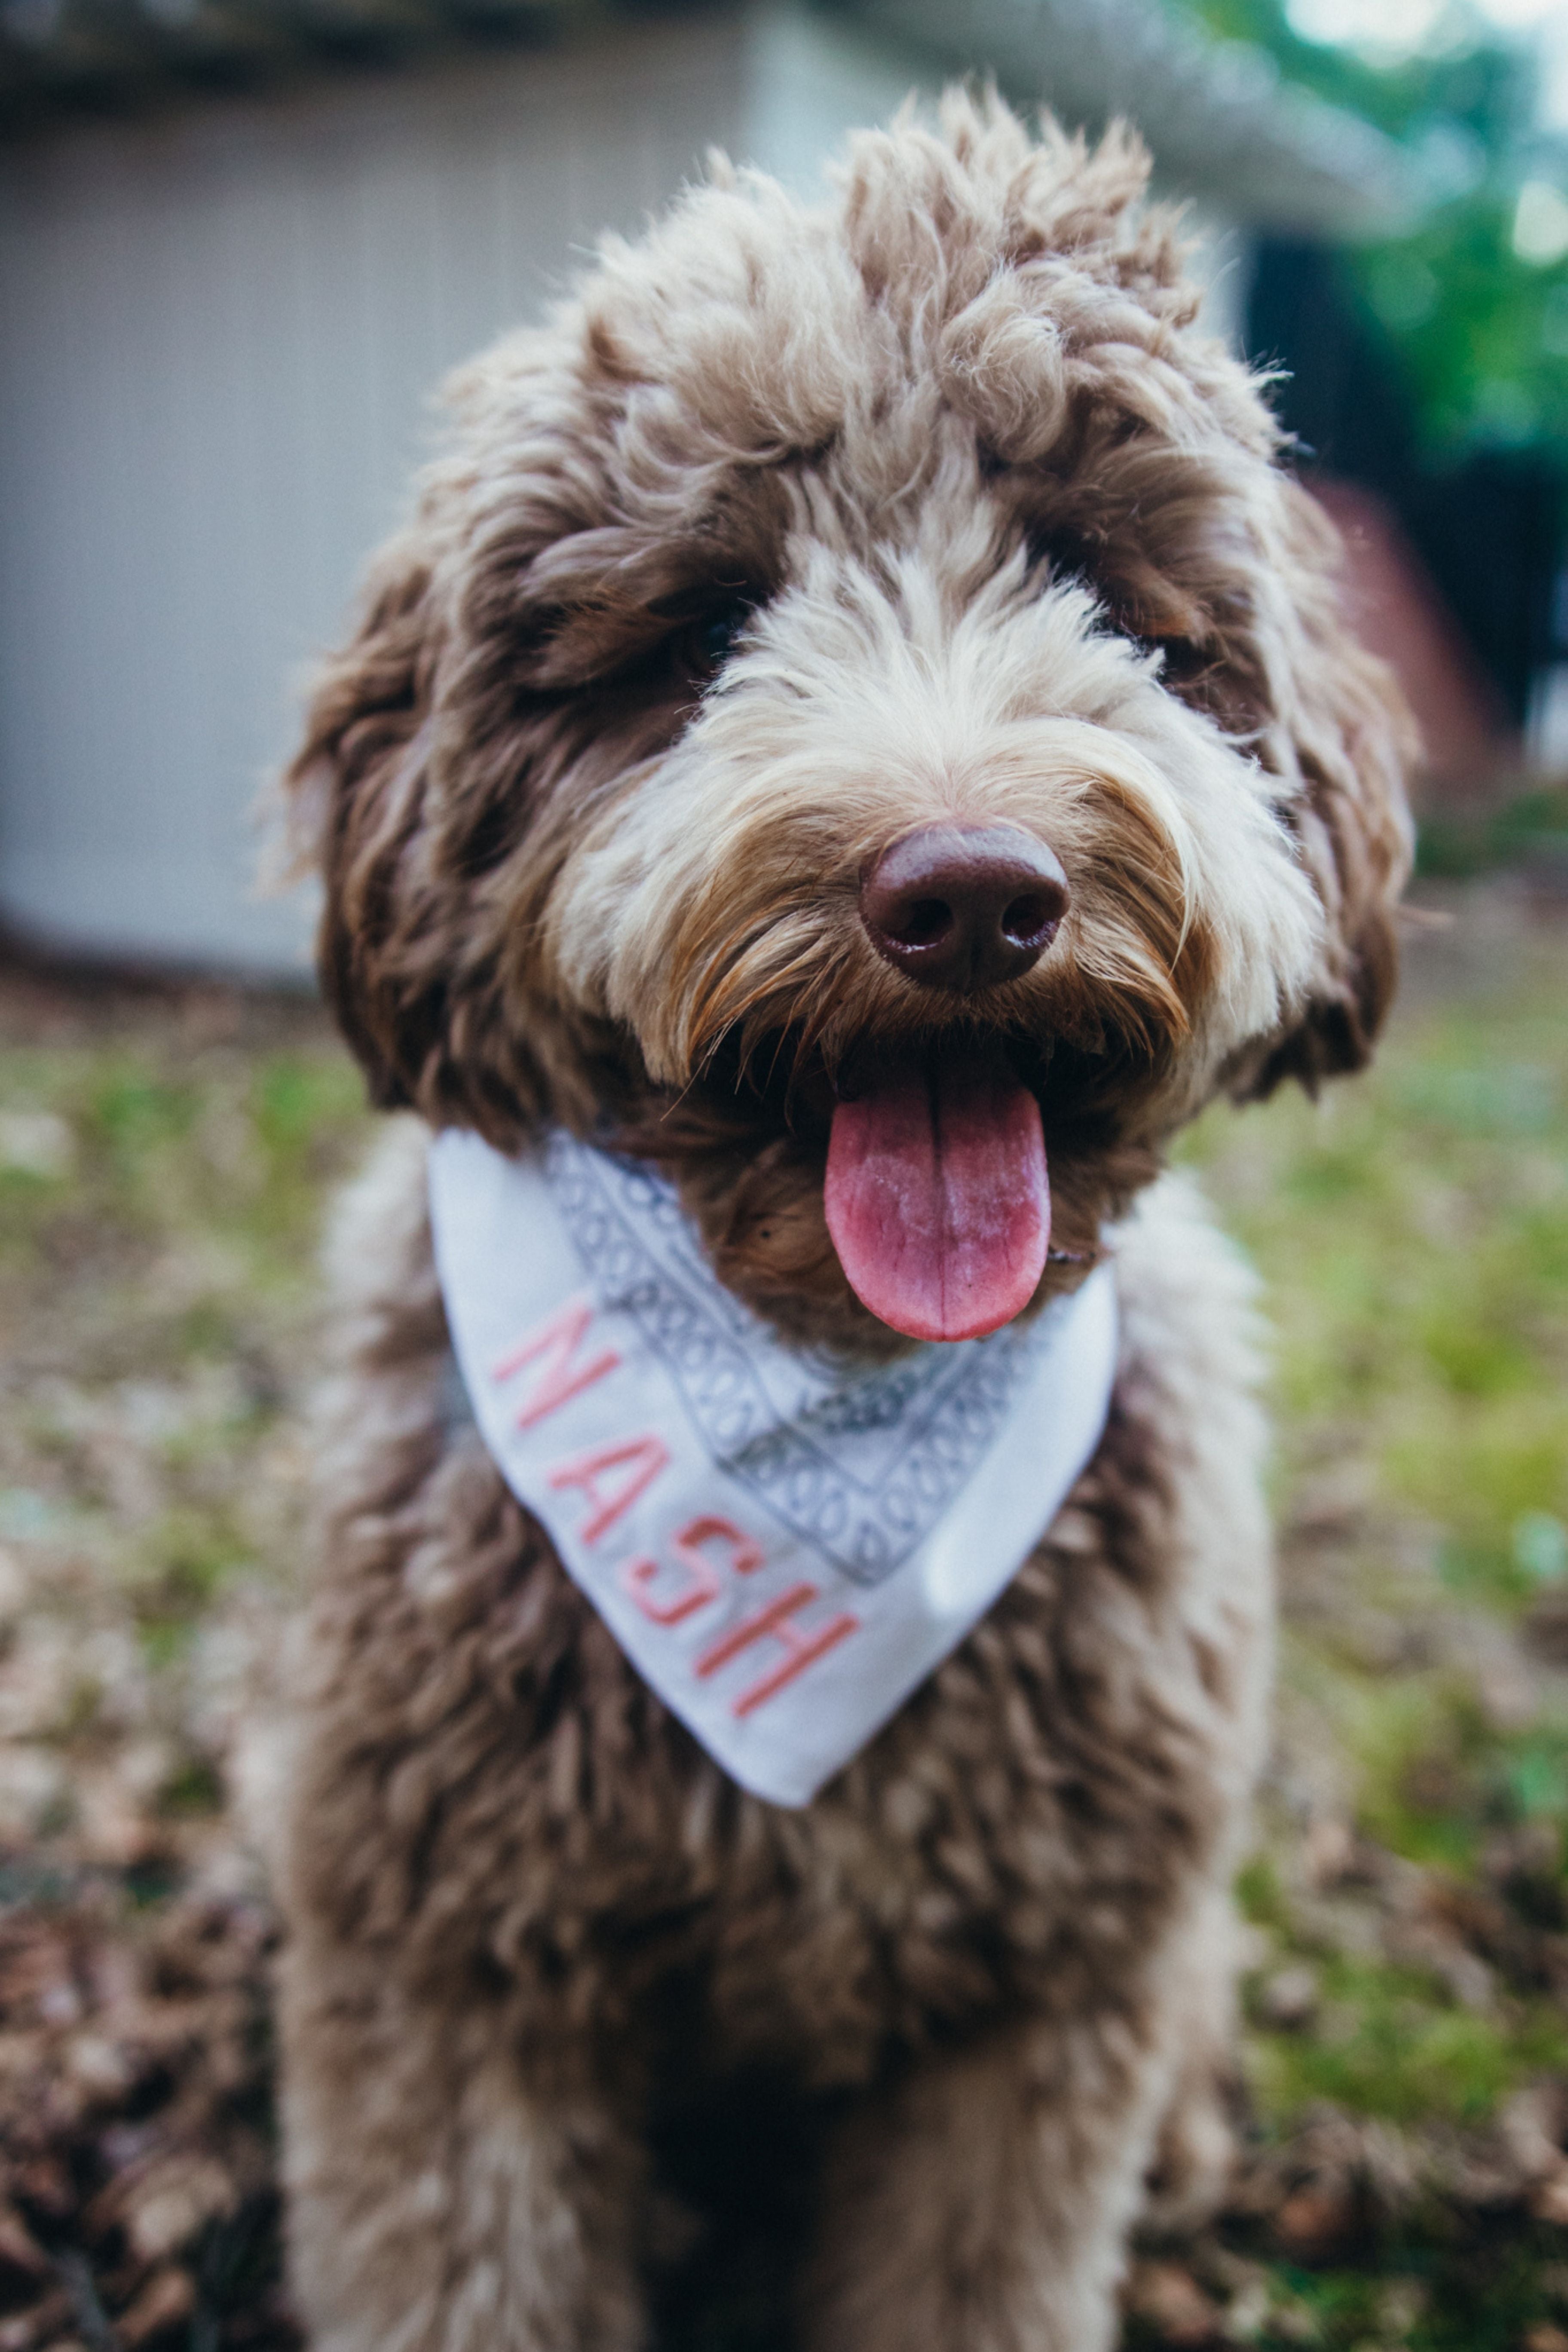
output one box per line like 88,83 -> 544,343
1,0 -> 1567,965
1,6 -> 1568,2351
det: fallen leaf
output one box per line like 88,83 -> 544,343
1273,2186 -> 1353,2254
1125,2259 -> 1220,2345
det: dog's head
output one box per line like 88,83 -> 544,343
288,92 -> 1415,1354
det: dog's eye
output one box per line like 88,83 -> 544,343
646,582 -> 765,677
1142,635 -> 1208,685
691,600 -> 756,671
1023,525 -> 1085,584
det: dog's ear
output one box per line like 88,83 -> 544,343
285,527 -> 458,1117
286,503 -> 600,1145
282,388 -> 725,1145
1232,483 -> 1417,1100
285,498 -> 581,1142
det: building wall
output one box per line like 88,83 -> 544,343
0,7 -> 914,971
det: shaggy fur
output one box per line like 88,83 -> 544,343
275,92 -> 1415,2352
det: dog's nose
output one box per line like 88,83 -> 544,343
859,825 -> 1069,992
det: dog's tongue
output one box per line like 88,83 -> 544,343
824,1054 -> 1049,1343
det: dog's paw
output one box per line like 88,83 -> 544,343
1139,2075 -> 1238,2236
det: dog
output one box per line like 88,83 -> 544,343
273,90 -> 1414,2352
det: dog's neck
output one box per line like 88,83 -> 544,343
427,1123 -> 1122,1803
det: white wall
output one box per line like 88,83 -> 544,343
0,9 -> 921,973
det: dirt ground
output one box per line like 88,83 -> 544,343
0,881 -> 1566,2352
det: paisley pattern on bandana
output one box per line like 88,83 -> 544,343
545,1135 -> 1050,1584
429,1129 -> 1119,1808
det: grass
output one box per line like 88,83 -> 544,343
1414,787 -> 1568,888
0,976 -> 374,1858
1156,894 -> 1568,2346
1186,974 -> 1568,1593
1183,900 -> 1568,1902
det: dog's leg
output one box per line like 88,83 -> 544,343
800,1988 -> 1182,2352
279,1936 -> 649,2352
1139,1882 -> 1241,2236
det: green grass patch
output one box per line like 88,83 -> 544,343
1184,947 -> 1568,1627
1247,1946 -> 1568,2127
1415,788 -> 1568,885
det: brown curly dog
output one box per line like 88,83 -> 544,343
273,90 -> 1414,2352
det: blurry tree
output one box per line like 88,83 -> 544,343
1179,0 -> 1568,462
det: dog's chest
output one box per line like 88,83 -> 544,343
316,1156 -> 1266,2086
441,1479 -> 1228,2089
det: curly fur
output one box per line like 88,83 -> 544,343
275,90 -> 1415,2352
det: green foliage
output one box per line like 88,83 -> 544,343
1354,187 -> 1568,456
1191,914 -> 1568,2157
1416,786 -> 1568,880
128,1504 -> 255,1665
1184,955 -> 1568,1637
1237,1851 -> 1291,1927
1179,0 -> 1568,461
0,995 -> 377,1716
0,1027 -> 370,1344
1182,0 -> 1534,148
92,1069 -> 201,1169
1265,2236 -> 1567,2352
158,1755 -> 225,1817
1249,1945 -> 1568,2124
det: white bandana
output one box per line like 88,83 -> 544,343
428,1129 -> 1118,1807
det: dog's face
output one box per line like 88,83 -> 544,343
291,97 -> 1414,1354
